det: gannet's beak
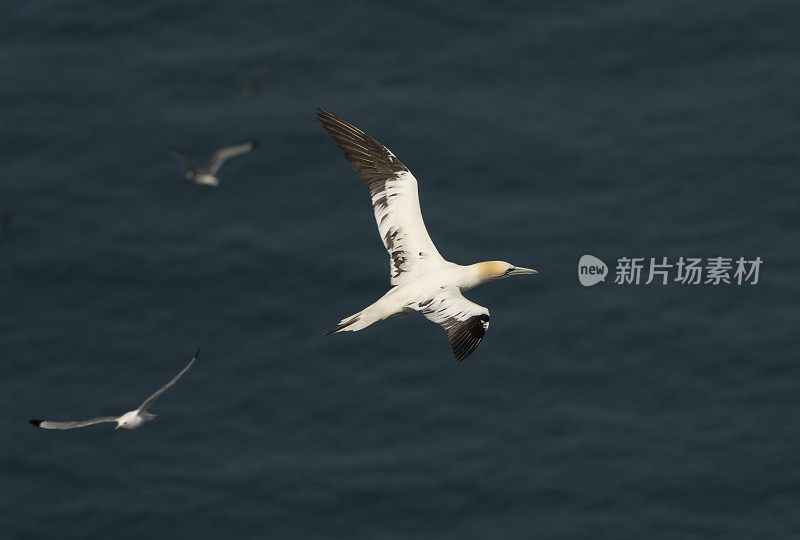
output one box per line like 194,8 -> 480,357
115,424 -> 121,430
509,266 -> 538,276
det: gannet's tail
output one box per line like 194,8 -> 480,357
325,315 -> 359,335
325,310 -> 368,335
324,303 -> 387,335
325,287 -> 410,335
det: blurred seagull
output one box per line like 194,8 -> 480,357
171,142 -> 257,186
317,109 -> 538,363
29,348 -> 199,431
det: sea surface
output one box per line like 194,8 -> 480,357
1,1 -> 799,538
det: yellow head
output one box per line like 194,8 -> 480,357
476,261 -> 538,283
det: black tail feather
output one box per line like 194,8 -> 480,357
324,316 -> 360,336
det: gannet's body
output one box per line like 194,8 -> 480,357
171,142 -> 257,187
317,109 -> 538,363
29,348 -> 199,431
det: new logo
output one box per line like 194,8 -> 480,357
578,255 -> 608,287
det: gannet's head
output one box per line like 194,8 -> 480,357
477,261 -> 538,283
115,411 -> 140,430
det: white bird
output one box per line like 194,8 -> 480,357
317,109 -> 538,363
171,142 -> 257,186
29,348 -> 199,430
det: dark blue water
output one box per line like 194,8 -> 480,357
2,1 -> 799,538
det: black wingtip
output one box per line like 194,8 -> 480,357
249,141 -> 259,150
29,419 -> 43,428
194,347 -> 201,359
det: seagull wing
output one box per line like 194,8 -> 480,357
206,142 -> 256,175
317,108 -> 447,285
411,287 -> 490,363
170,150 -> 199,173
30,417 -> 119,430
136,348 -> 199,413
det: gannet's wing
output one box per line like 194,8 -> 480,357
410,287 -> 490,363
170,150 -> 199,173
206,142 -> 257,175
317,108 -> 447,285
136,348 -> 199,413
29,417 -> 119,430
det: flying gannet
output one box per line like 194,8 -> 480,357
317,109 -> 538,363
171,142 -> 257,186
29,348 -> 199,430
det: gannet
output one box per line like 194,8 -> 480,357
317,109 -> 538,363
29,348 -> 199,430
171,142 -> 257,186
